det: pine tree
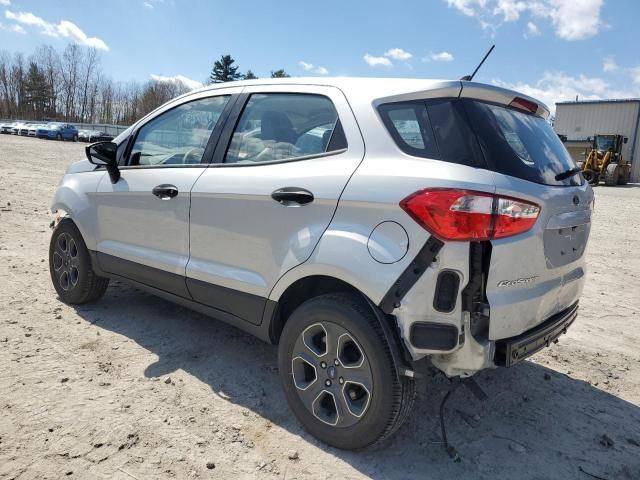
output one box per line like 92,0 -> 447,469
209,55 -> 242,83
243,70 -> 258,80
270,69 -> 290,78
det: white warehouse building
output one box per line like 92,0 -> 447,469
554,99 -> 640,182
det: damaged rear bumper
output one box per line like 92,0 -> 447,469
494,302 -> 579,367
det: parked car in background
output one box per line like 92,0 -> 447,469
49,77 -> 592,450
27,124 -> 42,137
45,123 -> 79,141
37,123 -> 60,139
0,122 -> 16,134
19,123 -> 32,136
79,129 -> 114,142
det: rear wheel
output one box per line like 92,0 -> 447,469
278,293 -> 415,450
49,219 -> 109,304
604,164 -> 620,186
56,133 -> 62,141
73,134 -> 79,142
617,165 -> 629,185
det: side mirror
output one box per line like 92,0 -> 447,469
86,141 -> 120,183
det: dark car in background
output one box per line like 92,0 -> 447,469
78,129 -> 114,142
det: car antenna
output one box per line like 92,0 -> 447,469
460,44 -> 495,81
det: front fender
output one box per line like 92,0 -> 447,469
50,170 -> 105,250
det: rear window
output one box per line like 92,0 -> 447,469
379,98 -> 580,186
464,100 -> 580,186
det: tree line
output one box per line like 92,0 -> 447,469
0,45 -> 290,126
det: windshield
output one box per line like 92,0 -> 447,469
595,136 -> 615,152
463,100 -> 581,186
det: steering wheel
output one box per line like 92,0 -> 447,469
182,147 -> 203,164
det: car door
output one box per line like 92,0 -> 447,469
93,89 -> 240,297
187,85 -> 365,324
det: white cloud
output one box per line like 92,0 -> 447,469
5,10 -> 109,50
0,21 -> 24,33
493,71 -> 640,114
525,21 -> 540,37
493,0 -> 527,21
150,74 -> 203,91
384,48 -> 412,61
298,61 -> 329,75
143,2 -> 154,8
445,0 -> 604,41
0,0 -> 11,6
430,51 -> 454,62
548,0 -> 604,40
446,0 -> 486,17
363,53 -> 392,67
631,67 -> 640,85
603,56 -> 618,73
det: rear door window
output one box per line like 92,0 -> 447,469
224,93 -> 346,164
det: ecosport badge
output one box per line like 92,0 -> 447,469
497,276 -> 538,287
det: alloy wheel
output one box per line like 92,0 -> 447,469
291,322 -> 373,428
52,232 -> 80,291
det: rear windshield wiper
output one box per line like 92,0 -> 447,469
555,167 -> 582,181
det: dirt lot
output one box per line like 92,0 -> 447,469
1,134 -> 639,480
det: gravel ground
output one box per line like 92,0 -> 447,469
1,134 -> 639,480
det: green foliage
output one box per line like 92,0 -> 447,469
270,69 -> 290,78
209,54 -> 242,83
243,70 -> 258,80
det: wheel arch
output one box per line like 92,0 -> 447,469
267,274 -> 412,374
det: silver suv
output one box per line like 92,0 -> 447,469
49,78 -> 592,449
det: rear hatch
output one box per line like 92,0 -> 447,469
460,84 -> 593,340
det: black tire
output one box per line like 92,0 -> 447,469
49,219 -> 109,304
56,133 -> 62,141
582,169 -> 599,185
73,134 -> 78,142
278,292 -> 415,450
604,164 -> 619,186
617,165 -> 629,185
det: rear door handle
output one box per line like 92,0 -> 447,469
271,187 -> 314,206
152,184 -> 179,200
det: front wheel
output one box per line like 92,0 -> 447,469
56,133 -> 62,141
49,219 -> 109,304
278,293 -> 415,450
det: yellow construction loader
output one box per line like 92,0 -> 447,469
578,134 -> 630,186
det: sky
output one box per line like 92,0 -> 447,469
1,0 -> 639,113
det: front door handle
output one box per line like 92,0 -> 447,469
152,184 -> 179,200
271,187 -> 314,206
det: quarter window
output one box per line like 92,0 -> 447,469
128,95 -> 230,166
224,93 -> 346,164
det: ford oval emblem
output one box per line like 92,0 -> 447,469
573,195 -> 580,205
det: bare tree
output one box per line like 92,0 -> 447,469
60,44 -> 81,120
79,48 -> 100,122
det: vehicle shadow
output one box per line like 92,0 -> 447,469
72,282 -> 640,480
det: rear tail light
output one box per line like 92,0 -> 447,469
400,189 -> 540,241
